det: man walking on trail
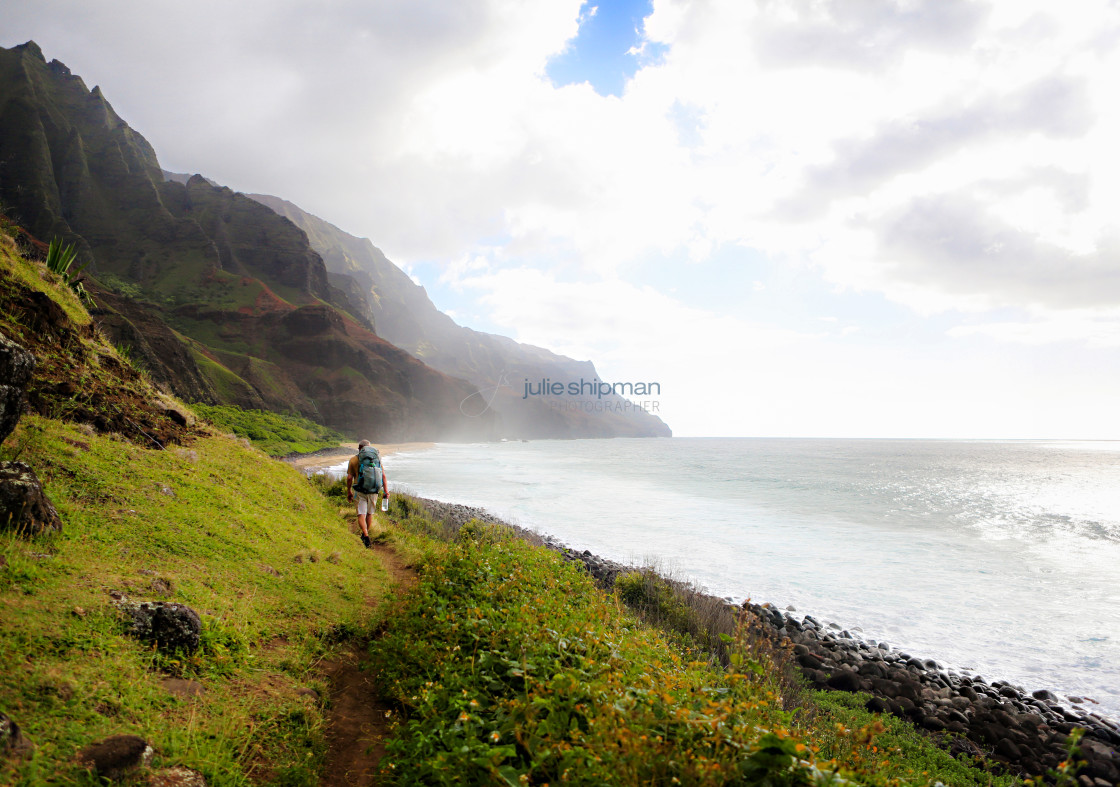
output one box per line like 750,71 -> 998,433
346,440 -> 389,548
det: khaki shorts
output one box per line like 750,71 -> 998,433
354,491 -> 379,515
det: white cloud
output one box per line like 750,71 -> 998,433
4,0 -> 1120,436
948,313 -> 1120,348
9,0 -> 1119,319
443,265 -> 1120,437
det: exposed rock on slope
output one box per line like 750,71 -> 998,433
119,600 -> 203,653
0,461 -> 62,536
0,331 -> 34,443
0,238 -> 198,447
0,328 -> 62,536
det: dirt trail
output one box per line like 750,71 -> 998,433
318,543 -> 416,786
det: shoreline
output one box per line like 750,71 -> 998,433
405,493 -> 1120,781
283,441 -> 435,473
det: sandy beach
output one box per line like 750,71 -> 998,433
283,441 -> 435,473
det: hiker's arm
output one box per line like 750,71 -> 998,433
382,468 -> 389,498
346,472 -> 354,501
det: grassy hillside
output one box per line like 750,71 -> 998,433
0,237 -> 195,449
191,404 -> 348,457
0,418 -> 394,785
0,424 -> 1034,787
0,235 -> 398,784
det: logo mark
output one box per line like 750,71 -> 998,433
460,371 -> 511,418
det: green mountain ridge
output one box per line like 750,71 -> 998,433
0,41 -> 496,442
0,37 -> 668,441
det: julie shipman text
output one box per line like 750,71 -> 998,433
523,378 -> 661,399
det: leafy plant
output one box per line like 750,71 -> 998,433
45,237 -> 92,305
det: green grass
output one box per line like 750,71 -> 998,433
238,357 -> 293,403
187,347 -> 260,405
166,313 -> 258,357
0,417 -> 393,785
140,249 -> 220,301
0,237 -> 91,326
191,403 -> 347,457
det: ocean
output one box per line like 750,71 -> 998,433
329,437 -> 1120,720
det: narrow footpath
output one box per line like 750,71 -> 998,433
318,543 -> 417,786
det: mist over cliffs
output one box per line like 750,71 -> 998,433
242,192 -> 671,439
0,41 -> 669,441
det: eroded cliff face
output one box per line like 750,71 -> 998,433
90,288 -> 221,407
0,42 -> 498,442
247,193 -> 673,439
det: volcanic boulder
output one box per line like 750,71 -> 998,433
0,461 -> 62,535
120,601 -> 202,653
76,734 -> 153,780
0,331 -> 34,444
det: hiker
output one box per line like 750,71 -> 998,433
346,440 -> 389,548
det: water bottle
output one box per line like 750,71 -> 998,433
381,496 -> 389,512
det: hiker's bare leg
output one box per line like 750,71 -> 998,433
355,495 -> 371,537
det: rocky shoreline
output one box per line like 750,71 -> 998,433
409,495 -> 1120,785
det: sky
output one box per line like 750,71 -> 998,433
3,0 -> 1119,438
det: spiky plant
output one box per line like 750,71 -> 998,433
45,237 -> 92,305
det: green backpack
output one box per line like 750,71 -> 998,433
353,446 -> 383,494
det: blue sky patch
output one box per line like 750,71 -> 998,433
547,0 -> 666,97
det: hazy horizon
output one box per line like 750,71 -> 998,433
3,0 -> 1119,439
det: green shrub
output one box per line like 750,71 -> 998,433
615,569 -> 695,632
804,691 -> 1019,786
372,537 -> 833,785
307,472 -> 347,500
97,271 -> 144,299
387,496 -> 462,542
455,518 -> 513,546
